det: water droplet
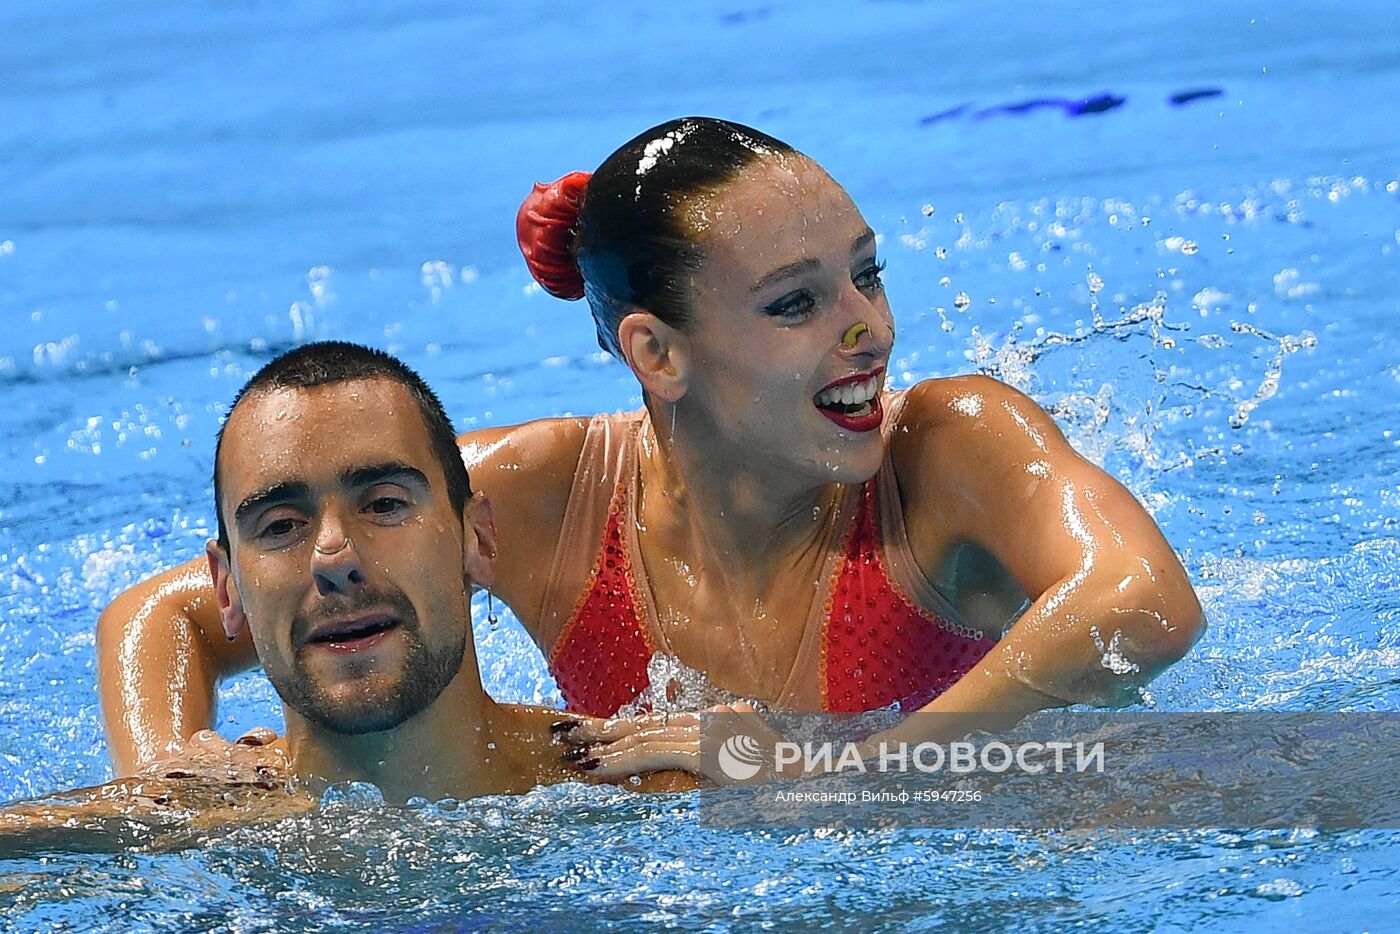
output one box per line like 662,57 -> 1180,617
953,292 -> 971,311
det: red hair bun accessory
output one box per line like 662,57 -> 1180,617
517,171 -> 592,300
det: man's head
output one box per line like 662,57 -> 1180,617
207,342 -> 495,735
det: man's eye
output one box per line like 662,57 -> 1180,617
367,497 -> 409,516
854,260 -> 886,293
763,290 -> 818,320
259,518 -> 300,539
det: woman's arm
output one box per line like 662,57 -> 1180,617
96,557 -> 259,775
457,417 -> 588,652
893,375 -> 1205,719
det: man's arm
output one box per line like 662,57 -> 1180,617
895,375 -> 1205,720
96,557 -> 260,775
0,773 -> 306,859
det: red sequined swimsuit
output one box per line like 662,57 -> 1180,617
539,399 -> 995,716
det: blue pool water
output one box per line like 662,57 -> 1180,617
3,0 -> 1399,929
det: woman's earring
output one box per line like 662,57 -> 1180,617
487,590 -> 499,629
669,402 -> 678,442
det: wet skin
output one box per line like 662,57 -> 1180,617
4,377 -> 693,848
204,377 -> 688,803
211,378 -> 474,742
97,155 -> 1203,777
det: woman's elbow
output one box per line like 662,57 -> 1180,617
1121,571 -> 1205,673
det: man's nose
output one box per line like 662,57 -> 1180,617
310,514 -> 366,596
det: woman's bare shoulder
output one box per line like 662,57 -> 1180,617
893,374 -> 1035,433
457,416 -> 592,502
889,375 -> 1068,512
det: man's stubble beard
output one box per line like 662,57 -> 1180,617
267,588 -> 467,736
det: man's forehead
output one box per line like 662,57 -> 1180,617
220,377 -> 434,497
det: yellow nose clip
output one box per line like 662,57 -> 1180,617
841,322 -> 869,349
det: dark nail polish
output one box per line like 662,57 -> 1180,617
550,720 -> 579,734
579,758 -> 600,771
236,736 -> 262,746
164,770 -> 190,779
227,634 -> 237,642
562,745 -> 591,762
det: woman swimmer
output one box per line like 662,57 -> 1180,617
97,117 -> 1202,777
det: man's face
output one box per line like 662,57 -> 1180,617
209,377 -> 475,734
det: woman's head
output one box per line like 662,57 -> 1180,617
519,116 -> 797,356
518,117 -> 895,484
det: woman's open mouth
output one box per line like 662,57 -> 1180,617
814,368 -> 884,432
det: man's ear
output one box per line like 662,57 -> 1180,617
617,311 -> 689,404
462,492 -> 498,591
206,540 -> 249,642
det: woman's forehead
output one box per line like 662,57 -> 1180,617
688,157 -> 866,271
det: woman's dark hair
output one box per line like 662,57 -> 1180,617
575,117 -> 798,356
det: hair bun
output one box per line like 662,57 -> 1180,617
516,171 -> 592,300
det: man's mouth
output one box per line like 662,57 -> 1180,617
813,368 -> 885,432
305,613 -> 401,653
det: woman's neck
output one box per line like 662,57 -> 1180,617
637,399 -> 841,583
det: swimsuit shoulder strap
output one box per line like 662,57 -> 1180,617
537,408 -> 646,653
874,390 -> 970,629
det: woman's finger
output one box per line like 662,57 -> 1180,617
564,711 -> 704,744
236,726 -> 279,746
577,740 -> 705,779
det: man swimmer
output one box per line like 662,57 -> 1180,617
2,341 -> 686,854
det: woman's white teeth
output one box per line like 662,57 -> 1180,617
816,377 -> 877,408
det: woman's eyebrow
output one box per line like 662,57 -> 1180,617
749,228 -> 878,293
750,258 -> 821,293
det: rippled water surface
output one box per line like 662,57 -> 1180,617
2,0 -> 1399,930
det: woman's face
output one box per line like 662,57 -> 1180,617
675,155 -> 895,485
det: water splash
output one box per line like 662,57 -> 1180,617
616,654 -> 764,717
1226,322 -> 1317,428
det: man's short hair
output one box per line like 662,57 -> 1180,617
213,341 -> 470,552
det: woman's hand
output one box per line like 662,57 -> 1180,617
137,726 -> 287,788
556,702 -> 792,785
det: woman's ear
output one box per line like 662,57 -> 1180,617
205,540 -> 248,642
462,492 -> 498,590
618,311 -> 689,403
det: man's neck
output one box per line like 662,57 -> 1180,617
283,667 -> 503,804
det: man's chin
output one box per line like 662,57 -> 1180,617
270,630 -> 466,737
303,695 -> 421,735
